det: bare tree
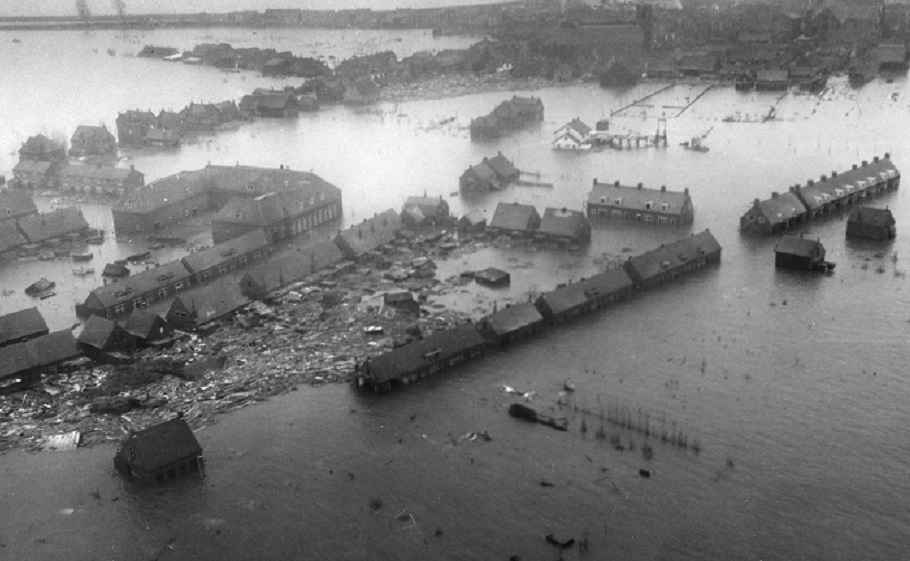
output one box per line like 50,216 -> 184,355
112,0 -> 126,21
76,0 -> 91,20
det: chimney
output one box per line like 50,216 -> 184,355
280,164 -> 284,170
130,164 -> 134,171
637,182 -> 643,190
832,170 -> 837,177
821,175 -> 827,182
862,160 -> 868,166
885,152 -> 890,159
874,156 -> 880,163
852,164 -> 858,170
684,187 -> 689,195
753,198 -> 760,206
593,178 -> 597,186
771,191 -> 778,198
660,185 -> 666,192
808,179 -> 814,186
614,180 -> 620,187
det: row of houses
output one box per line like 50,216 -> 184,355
740,154 -> 900,235
111,164 -> 342,242
0,204 -> 91,255
116,100 -> 248,149
12,161 -> 145,196
586,179 -> 695,226
355,229 -> 722,391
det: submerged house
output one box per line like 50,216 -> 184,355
459,154 -> 517,194
238,239 -> 344,300
181,229 -> 270,285
775,235 -> 831,271
587,180 -> 694,226
0,189 -> 38,223
18,207 -> 90,244
740,191 -> 808,235
535,268 -> 634,324
333,209 -> 402,262
0,307 -> 49,349
487,202 -> 541,237
477,302 -> 545,345
76,314 -> 136,361
536,207 -> 591,245
356,322 -> 488,391
0,330 -> 81,394
78,260 -> 193,319
114,418 -> 203,485
165,278 -> 250,332
624,230 -> 722,289
846,206 -> 896,241
69,125 -> 117,158
125,308 -> 172,346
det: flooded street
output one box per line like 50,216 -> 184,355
1,26 -> 910,561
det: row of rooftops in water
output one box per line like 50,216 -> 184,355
741,154 -> 900,235
356,229 -> 722,390
0,204 -> 91,254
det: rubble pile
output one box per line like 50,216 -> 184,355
0,230 -> 476,453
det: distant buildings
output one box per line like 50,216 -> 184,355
57,164 -> 145,197
459,153 -> 519,193
587,180 -> 694,226
470,96 -> 544,140
18,134 -> 66,163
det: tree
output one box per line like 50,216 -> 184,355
76,0 -> 91,20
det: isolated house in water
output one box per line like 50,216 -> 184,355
774,235 -> 830,271
846,206 -> 896,241
114,417 -> 203,485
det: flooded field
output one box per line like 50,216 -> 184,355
1,27 -> 909,561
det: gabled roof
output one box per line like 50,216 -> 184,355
256,93 -> 297,110
181,229 -> 269,274
169,277 -> 249,326
28,330 -> 81,367
404,196 -> 448,218
86,260 -> 192,309
0,221 -> 27,253
0,307 -> 48,347
76,314 -> 120,350
489,202 -> 540,232
13,160 -> 53,174
756,69 -> 789,82
486,153 -> 518,178
625,230 -> 721,282
588,181 -> 691,214
365,323 -> 487,384
538,207 -> 589,239
537,268 -> 633,316
876,43 -> 907,64
847,206 -> 895,227
242,239 -> 343,294
115,169 -> 209,213
125,308 -> 167,340
775,235 -> 823,257
559,118 -> 592,137
19,134 -> 64,157
458,209 -> 487,227
801,156 -> 899,204
481,302 -> 544,337
814,0 -> 881,24
0,190 -> 38,218
334,209 -> 402,258
17,207 -> 89,243
466,162 -> 497,183
119,418 -> 202,472
750,192 -> 807,226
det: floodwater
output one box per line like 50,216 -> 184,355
2,27 -> 910,561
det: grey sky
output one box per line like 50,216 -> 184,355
0,0 -> 505,17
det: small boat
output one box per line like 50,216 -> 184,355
71,250 -> 93,261
73,265 -> 95,276
39,291 -> 56,300
680,136 -> 709,152
38,250 -> 55,261
127,251 -> 151,263
25,278 -> 55,296
85,235 -> 104,245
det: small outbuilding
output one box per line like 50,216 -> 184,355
77,314 -> 136,362
846,207 -> 896,241
475,267 -> 511,287
125,308 -> 172,346
114,418 -> 203,485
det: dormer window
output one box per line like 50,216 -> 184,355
660,203 -> 669,212
645,201 -> 653,210
614,198 -> 622,205
246,182 -> 255,192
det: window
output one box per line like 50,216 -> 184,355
201,271 -> 211,281
660,203 -> 669,212
175,282 -> 185,290
239,257 -> 248,266
645,201 -> 653,210
600,196 -> 607,204
175,311 -> 187,318
157,288 -> 168,299
5,209 -> 10,216
614,198 -> 622,205
319,192 -> 325,202
218,266 -> 227,275
114,305 -> 125,315
645,214 -> 654,223
246,182 -> 255,192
